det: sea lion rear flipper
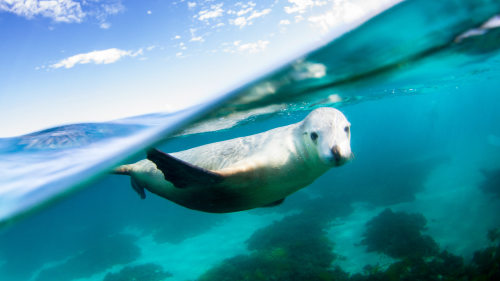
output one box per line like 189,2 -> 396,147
262,198 -> 285,208
147,148 -> 224,188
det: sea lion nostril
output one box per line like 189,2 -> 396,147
331,145 -> 341,162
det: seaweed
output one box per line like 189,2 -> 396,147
351,251 -> 468,281
198,212 -> 349,281
468,229 -> 500,281
355,218 -> 500,280
247,213 -> 336,268
488,227 -> 500,243
103,263 -> 172,281
199,253 -> 348,281
361,208 -> 439,259
479,169 -> 500,198
34,234 -> 140,281
197,197 -> 500,281
352,236 -> 500,281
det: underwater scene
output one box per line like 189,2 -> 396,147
1,0 -> 500,280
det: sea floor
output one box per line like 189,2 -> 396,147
27,212 -> 286,281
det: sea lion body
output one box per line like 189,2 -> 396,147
115,107 -> 352,213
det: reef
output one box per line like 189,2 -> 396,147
246,213 -> 334,266
488,227 -> 500,243
198,206 -> 500,281
351,250 -> 468,281
467,226 -> 500,280
198,212 -> 349,281
355,209 -> 500,281
479,169 -> 500,198
103,263 -> 172,281
34,234 -> 140,281
361,208 -> 439,259
352,227 -> 500,281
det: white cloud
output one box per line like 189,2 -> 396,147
93,2 -> 124,29
0,0 -> 124,27
198,3 -> 223,21
100,2 -> 124,15
235,1 -> 256,8
190,36 -> 204,42
308,2 -> 363,32
50,48 -> 142,69
174,35 -> 181,39
147,10 -> 152,14
100,22 -> 111,29
280,19 -> 291,25
229,8 -> 271,28
187,2 -> 196,9
0,0 -> 85,23
226,40 -> 270,54
236,7 -> 253,16
247,8 -> 270,20
284,0 -> 326,14
189,28 -> 205,42
231,16 -> 247,27
307,0 -> 401,34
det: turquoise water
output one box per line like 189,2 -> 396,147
1,0 -> 500,280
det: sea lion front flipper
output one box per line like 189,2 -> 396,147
261,198 -> 285,207
147,148 -> 224,188
131,178 -> 146,199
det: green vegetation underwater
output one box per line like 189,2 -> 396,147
1,0 -> 500,280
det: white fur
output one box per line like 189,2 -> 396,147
120,107 -> 352,212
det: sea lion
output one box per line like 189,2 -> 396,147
113,107 -> 352,213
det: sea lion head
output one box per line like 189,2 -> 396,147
301,107 -> 352,166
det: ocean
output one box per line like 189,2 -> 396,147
1,0 -> 500,280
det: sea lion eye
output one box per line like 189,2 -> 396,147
310,132 -> 318,141
344,126 -> 350,134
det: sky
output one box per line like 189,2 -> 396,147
0,0 -> 400,137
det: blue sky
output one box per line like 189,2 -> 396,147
0,0 -> 399,137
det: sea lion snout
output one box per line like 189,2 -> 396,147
331,145 -> 351,166
331,145 -> 341,162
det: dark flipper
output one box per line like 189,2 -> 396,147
146,148 -> 224,188
131,178 -> 146,199
262,198 -> 285,207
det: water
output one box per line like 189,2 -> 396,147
1,0 -> 500,280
